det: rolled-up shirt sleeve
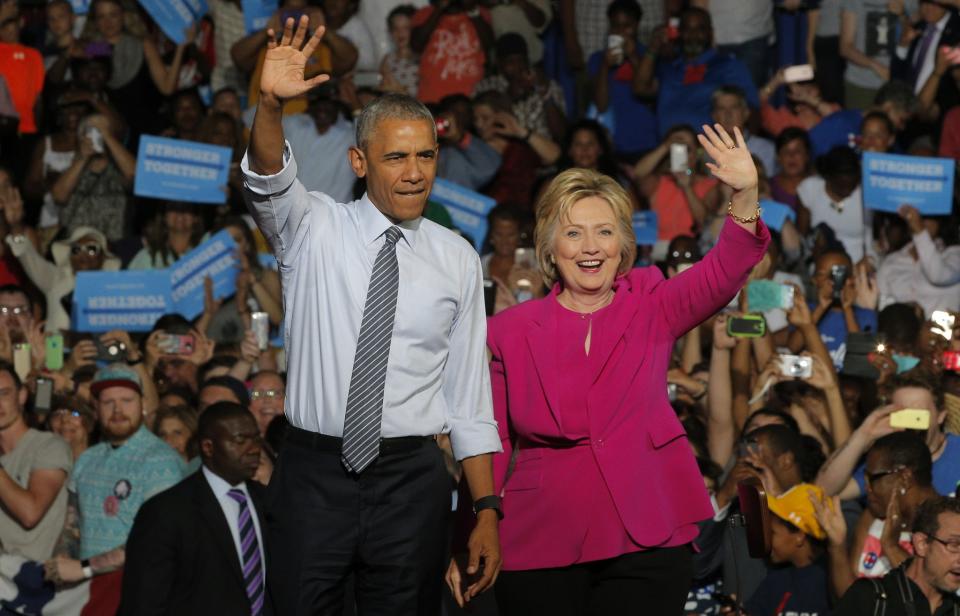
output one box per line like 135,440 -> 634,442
242,142 -> 318,265
914,230 -> 960,286
443,253 -> 502,461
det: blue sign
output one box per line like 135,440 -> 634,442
862,152 -> 955,215
242,0 -> 278,33
71,0 -> 91,15
169,230 -> 239,319
134,135 -> 231,204
631,211 -> 658,246
428,178 -> 497,251
138,0 -> 207,44
73,270 -> 173,333
759,199 -> 797,232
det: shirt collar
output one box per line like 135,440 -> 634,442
935,12 -> 951,31
202,464 -> 247,499
357,192 -> 421,249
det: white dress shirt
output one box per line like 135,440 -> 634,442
241,146 -> 501,461
878,230 -> 960,317
896,11 -> 951,93
202,466 -> 266,583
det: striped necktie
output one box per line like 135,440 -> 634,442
341,226 -> 403,473
226,488 -> 264,616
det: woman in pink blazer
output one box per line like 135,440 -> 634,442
449,125 -> 770,614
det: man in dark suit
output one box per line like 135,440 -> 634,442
892,1 -> 960,113
118,402 -> 271,616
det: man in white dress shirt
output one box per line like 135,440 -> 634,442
241,17 -> 503,615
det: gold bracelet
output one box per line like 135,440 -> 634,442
727,200 -> 762,224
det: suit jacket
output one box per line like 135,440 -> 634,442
118,470 -> 274,616
487,218 -> 770,570
892,12 -> 960,101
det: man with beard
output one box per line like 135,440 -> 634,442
44,364 -> 185,611
633,6 -> 759,137
835,496 -> 960,615
119,402 -> 272,615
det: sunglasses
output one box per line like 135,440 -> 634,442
71,243 -> 103,257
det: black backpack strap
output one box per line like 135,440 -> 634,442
868,577 -> 887,616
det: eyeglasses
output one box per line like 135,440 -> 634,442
51,409 -> 82,419
670,250 -> 695,260
865,466 -> 904,485
0,305 -> 28,316
928,535 -> 960,554
250,389 -> 283,400
70,243 -> 102,257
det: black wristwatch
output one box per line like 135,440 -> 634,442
473,495 -> 503,520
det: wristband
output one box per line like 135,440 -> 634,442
473,495 -> 503,520
81,559 -> 93,579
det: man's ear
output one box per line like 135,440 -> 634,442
914,531 -> 931,558
200,438 -> 213,460
349,146 -> 366,178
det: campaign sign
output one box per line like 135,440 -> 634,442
137,0 -> 207,44
759,199 -> 797,232
631,211 -> 658,246
73,271 -> 172,333
862,152 -> 955,215
71,0 -> 91,15
169,230 -> 239,319
428,178 -> 497,251
242,0 -> 278,33
135,136 -> 231,204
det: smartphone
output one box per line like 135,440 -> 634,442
13,343 -> 29,382
667,383 -> 678,402
34,377 -> 53,414
94,338 -> 126,362
514,247 -> 536,270
738,477 -> 772,558
945,350 -> 960,371
842,332 -> 881,379
157,334 -> 194,355
607,33 -> 624,64
483,279 -> 496,317
45,334 -> 64,371
727,314 -> 766,338
669,143 -> 688,173
783,63 -> 815,83
779,354 -> 813,379
890,408 -> 931,430
435,117 -> 450,138
251,312 -> 270,351
746,280 -> 795,312
86,126 -> 104,154
666,17 -> 680,40
830,264 -> 849,302
932,310 -> 956,341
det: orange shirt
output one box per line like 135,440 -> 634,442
412,7 -> 489,104
247,43 -> 332,116
651,174 -> 717,241
0,43 -> 44,134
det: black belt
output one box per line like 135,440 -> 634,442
285,425 -> 433,456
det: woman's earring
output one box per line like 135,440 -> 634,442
550,255 -> 555,264
900,487 -> 907,495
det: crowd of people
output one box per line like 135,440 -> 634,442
4,0 -> 960,614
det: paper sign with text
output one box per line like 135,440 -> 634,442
169,230 -> 239,319
134,135 -> 231,204
428,178 -> 497,251
72,271 -> 173,333
631,211 -> 658,246
137,0 -> 207,44
862,152 -> 955,215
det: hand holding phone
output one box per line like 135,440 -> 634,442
890,408 -> 930,430
727,314 -> 766,338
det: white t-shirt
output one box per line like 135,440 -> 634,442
338,14 -> 379,75
709,0 -> 774,46
798,175 -> 870,262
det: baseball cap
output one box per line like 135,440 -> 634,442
91,363 -> 142,398
767,483 -> 828,540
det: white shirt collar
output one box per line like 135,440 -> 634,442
202,464 -> 248,500
356,192 -> 421,248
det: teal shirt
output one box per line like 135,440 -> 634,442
69,426 -> 185,559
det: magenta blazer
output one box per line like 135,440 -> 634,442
487,219 -> 770,571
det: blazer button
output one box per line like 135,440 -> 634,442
594,438 -> 604,448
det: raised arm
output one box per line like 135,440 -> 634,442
656,125 -> 767,338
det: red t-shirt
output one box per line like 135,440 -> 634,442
412,7 -> 489,103
940,106 -> 960,162
0,43 -> 44,134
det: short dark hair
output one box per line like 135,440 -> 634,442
871,431 -> 934,487
874,80 -> 918,115
0,284 -> 31,311
816,146 -> 861,181
0,360 -> 21,390
912,496 -> 960,536
750,424 -> 826,482
387,4 -> 415,27
879,303 -> 922,354
607,0 -> 642,22
495,32 -> 528,61
711,84 -> 748,110
200,375 -> 250,408
743,407 -> 800,436
861,110 -> 895,136
197,401 -> 254,443
887,371 -> 943,412
775,126 -> 811,155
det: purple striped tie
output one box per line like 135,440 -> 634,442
227,489 -> 264,616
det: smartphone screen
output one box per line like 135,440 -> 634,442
45,334 -> 64,371
669,143 -> 688,173
483,279 -> 496,317
35,378 -> 53,413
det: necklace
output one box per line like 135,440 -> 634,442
559,290 -> 615,319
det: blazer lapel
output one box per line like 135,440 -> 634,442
525,294 -> 563,429
195,474 -> 246,588
247,481 -> 270,572
587,274 -> 643,386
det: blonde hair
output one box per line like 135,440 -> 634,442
534,168 -> 636,286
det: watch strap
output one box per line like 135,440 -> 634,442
473,495 -> 503,520
80,558 -> 93,579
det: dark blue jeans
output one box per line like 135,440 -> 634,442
719,36 -> 771,90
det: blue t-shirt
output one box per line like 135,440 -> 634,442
655,49 -> 759,138
815,304 -> 878,370
809,109 -> 862,157
854,433 -> 960,497
587,45 -> 658,154
745,559 -> 831,616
